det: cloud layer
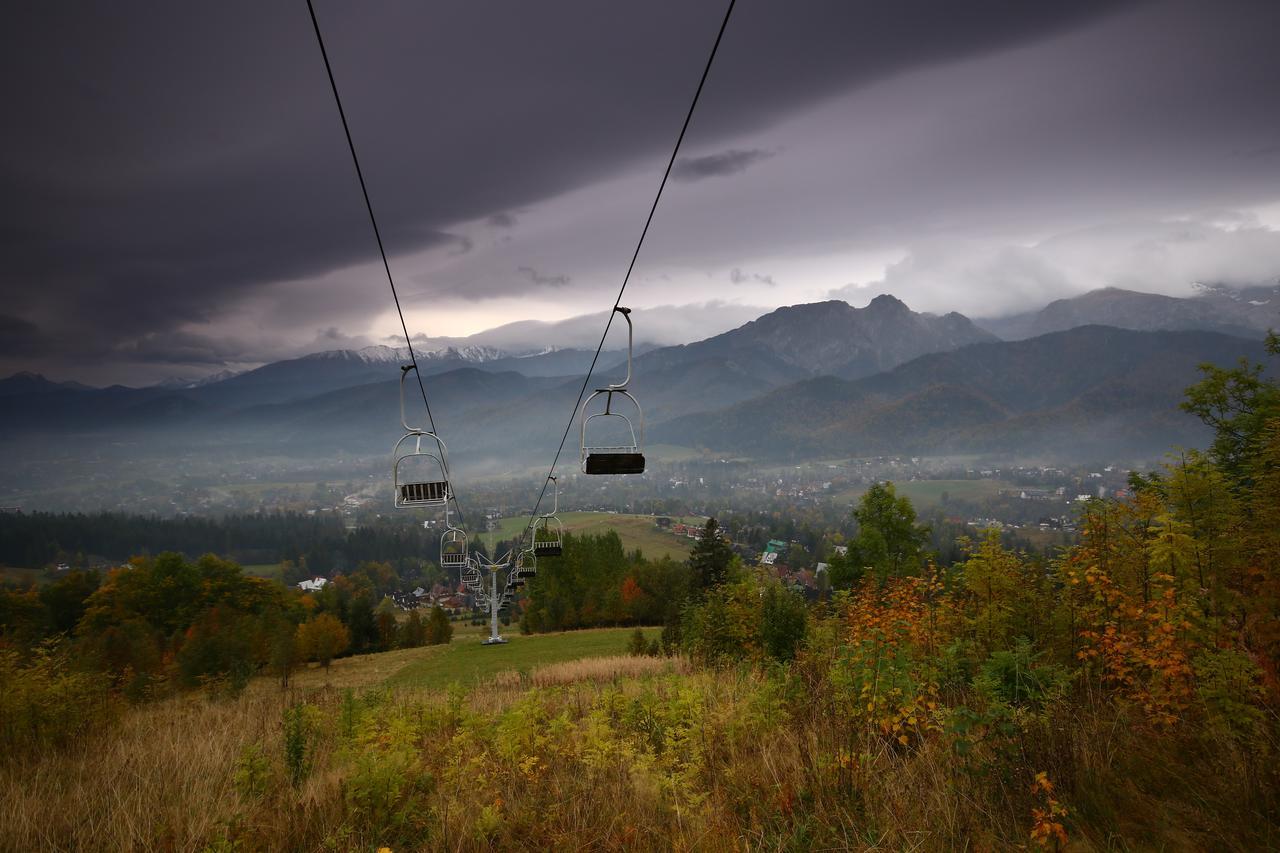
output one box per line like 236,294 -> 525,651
2,0 -> 1278,383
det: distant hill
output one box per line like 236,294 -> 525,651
0,372 -> 94,397
171,344 -> 618,409
655,326 -> 1273,460
633,295 -> 996,385
979,285 -> 1280,340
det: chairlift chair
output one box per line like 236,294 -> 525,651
580,307 -> 646,475
532,476 -> 564,556
393,365 -> 453,508
440,505 -> 468,570
460,558 -> 482,590
514,547 -> 537,580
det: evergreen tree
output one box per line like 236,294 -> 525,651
689,518 -> 733,597
345,594 -> 378,653
424,605 -> 453,645
401,609 -> 427,648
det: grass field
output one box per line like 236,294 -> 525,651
387,626 -> 655,690
240,563 -> 282,580
481,511 -> 703,560
832,478 -> 1013,509
0,566 -> 44,586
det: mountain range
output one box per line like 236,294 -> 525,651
1,287 -> 1275,471
978,283 -> 1279,340
655,325 -> 1271,459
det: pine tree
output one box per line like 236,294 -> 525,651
424,605 -> 453,645
401,609 -> 427,648
689,518 -> 733,597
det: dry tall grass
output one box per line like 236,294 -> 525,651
0,688 -> 280,851
2,659 -> 1275,851
521,654 -> 688,687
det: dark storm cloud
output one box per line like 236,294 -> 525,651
0,315 -> 43,356
0,0 -> 1138,377
728,268 -> 776,286
673,148 -> 774,182
517,266 -> 571,287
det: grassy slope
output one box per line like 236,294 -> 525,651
387,626 -> 655,691
481,512 -> 702,560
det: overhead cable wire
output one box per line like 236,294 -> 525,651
523,0 -> 738,536
305,0 -> 467,528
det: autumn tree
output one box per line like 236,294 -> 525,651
296,613 -> 349,673
959,530 -> 1031,654
374,597 -> 399,651
269,616 -> 299,690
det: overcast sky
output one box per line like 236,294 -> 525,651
3,0 -> 1280,384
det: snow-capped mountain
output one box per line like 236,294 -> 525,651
303,344 -> 507,364
154,368 -> 243,390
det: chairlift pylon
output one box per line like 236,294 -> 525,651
393,365 -> 453,507
580,307 -> 646,475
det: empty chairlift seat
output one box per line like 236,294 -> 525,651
440,524 -> 468,569
580,307 -> 646,475
461,562 -> 482,589
392,364 -> 455,508
532,477 -> 565,556
514,549 -> 537,579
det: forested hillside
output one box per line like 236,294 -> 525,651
658,326 -> 1273,458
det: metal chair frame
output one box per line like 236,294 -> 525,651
580,307 -> 645,475
532,475 -> 564,556
393,365 -> 453,508
440,520 -> 468,570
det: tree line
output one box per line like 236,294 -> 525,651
0,510 -> 457,578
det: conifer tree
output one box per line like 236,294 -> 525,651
689,518 -> 733,597
424,605 -> 453,645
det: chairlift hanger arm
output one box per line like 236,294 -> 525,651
609,307 -> 634,391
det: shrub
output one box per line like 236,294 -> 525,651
282,703 -> 319,787
626,627 -> 648,656
0,641 -> 115,755
974,638 -> 1068,710
233,743 -> 270,799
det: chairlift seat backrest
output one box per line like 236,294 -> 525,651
399,480 -> 451,505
